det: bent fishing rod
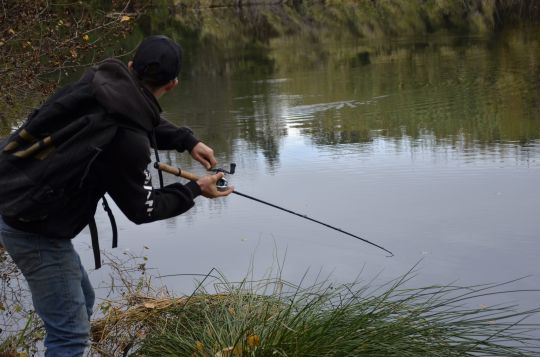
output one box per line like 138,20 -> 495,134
154,162 -> 394,257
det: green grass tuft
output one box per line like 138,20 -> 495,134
131,272 -> 539,356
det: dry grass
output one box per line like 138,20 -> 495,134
89,256 -> 540,356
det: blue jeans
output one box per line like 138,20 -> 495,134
0,216 -> 94,357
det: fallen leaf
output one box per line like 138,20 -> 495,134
120,15 -> 131,22
247,334 -> 260,347
195,341 -> 204,352
82,34 -> 90,41
8,28 -> 16,35
143,302 -> 156,309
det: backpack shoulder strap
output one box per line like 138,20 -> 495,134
102,196 -> 117,249
89,196 -> 119,270
89,217 -> 101,269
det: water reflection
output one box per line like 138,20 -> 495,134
156,25 -> 540,169
142,24 -> 540,304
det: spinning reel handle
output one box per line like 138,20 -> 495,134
210,163 -> 236,175
208,163 -> 236,191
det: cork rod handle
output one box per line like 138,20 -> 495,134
154,162 -> 200,182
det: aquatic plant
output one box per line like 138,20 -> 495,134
91,262 -> 540,356
2,249 -> 539,355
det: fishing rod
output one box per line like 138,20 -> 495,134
154,162 -> 394,257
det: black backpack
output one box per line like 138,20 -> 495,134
0,79 -> 120,269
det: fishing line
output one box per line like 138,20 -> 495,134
155,162 -> 394,257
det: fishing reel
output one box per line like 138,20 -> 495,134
209,163 -> 236,191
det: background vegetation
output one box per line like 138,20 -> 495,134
0,0 -> 136,133
2,0 -> 539,128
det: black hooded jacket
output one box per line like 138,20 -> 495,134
3,58 -> 202,239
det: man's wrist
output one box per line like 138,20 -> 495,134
185,180 -> 202,198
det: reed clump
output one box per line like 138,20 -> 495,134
91,266 -> 540,356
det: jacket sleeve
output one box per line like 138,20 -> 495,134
153,116 -> 200,152
103,128 -> 201,224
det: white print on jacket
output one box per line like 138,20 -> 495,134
143,169 -> 154,217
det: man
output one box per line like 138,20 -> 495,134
0,35 -> 233,355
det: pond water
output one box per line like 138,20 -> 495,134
74,25 -> 538,309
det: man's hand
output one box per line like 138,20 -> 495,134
191,142 -> 217,170
197,172 -> 234,198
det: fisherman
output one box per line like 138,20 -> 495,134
0,35 -> 234,355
